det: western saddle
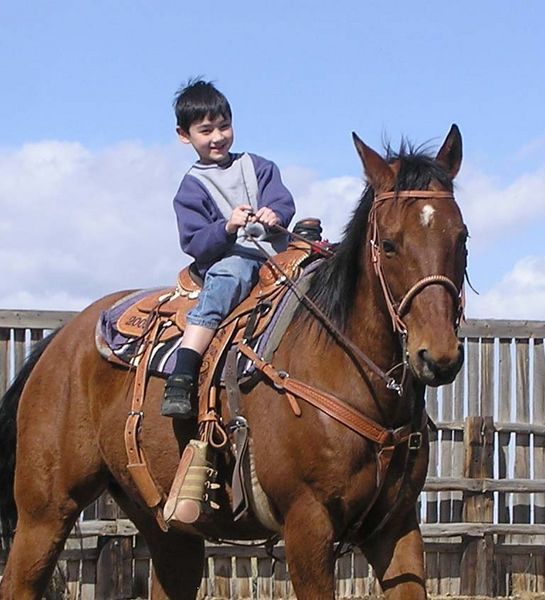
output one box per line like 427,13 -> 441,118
119,235 -> 323,530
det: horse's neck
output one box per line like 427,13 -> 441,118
346,268 -> 398,365
343,267 -> 415,424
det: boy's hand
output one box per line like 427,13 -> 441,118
254,207 -> 280,228
225,205 -> 253,234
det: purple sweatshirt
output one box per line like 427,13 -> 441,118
173,153 -> 296,276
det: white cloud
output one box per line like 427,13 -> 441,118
457,164 -> 545,246
466,256 -> 545,319
0,140 -> 194,310
515,136 -> 545,161
282,165 -> 363,241
0,145 -> 365,311
1,139 -> 545,322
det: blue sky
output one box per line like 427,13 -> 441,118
1,1 -> 545,317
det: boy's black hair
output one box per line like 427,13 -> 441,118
173,78 -> 232,133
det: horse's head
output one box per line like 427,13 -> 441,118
353,125 -> 467,386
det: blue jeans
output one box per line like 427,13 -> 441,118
186,254 -> 264,329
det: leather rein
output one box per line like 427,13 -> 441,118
238,187 -> 464,540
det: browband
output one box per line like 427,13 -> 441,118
375,190 -> 454,202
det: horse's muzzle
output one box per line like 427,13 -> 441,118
412,343 -> 464,387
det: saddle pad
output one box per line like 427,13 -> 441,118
96,289 -> 183,377
96,257 -> 323,378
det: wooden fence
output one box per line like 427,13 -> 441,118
1,309 -> 545,598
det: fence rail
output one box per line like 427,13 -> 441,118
1,309 -> 545,598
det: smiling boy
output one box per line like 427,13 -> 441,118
161,79 -> 296,419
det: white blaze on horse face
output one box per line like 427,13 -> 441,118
420,204 -> 436,227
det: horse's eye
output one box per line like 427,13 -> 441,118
382,239 -> 396,255
457,231 -> 468,256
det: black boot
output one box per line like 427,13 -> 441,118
161,373 -> 197,419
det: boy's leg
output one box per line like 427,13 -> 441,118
161,325 -> 215,418
161,255 -> 262,419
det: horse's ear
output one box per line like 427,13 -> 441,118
436,124 -> 463,179
352,132 -> 395,192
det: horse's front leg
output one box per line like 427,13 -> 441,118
360,509 -> 427,599
282,493 -> 336,600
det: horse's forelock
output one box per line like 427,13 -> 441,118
387,141 -> 454,193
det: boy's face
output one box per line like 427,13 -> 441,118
177,115 -> 234,165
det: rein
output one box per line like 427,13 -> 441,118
246,234 -> 404,394
246,188 -> 464,396
234,189 -> 462,541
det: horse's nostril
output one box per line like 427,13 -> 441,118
418,348 -> 429,363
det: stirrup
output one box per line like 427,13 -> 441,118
164,440 -> 219,525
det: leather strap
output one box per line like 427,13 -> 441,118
231,422 -> 251,521
120,245 -> 313,527
238,343 -> 420,448
369,190 -> 464,337
238,341 -> 429,539
124,317 -> 168,531
224,347 -> 241,419
198,319 -> 241,423
374,190 -> 455,202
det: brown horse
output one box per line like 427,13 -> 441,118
0,125 -> 467,600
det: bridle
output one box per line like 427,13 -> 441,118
369,190 -> 465,339
245,188 -> 465,396
235,187 -> 467,544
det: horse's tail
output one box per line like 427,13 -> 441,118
0,329 -> 61,548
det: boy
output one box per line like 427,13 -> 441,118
161,79 -> 296,419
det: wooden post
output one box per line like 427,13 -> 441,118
480,338 -> 494,416
233,555 -> 252,599
273,556 -> 289,599
512,339 -> 532,593
66,558 -> 81,598
81,537 -> 98,600
533,339 -> 545,592
95,537 -> 133,599
466,337 -> 480,417
496,337 -> 512,596
335,553 -> 352,598
425,386 -> 439,595
460,416 -> 494,596
439,374 -> 463,595
29,328 -> 44,349
95,493 -> 133,599
13,328 -> 26,375
132,534 -> 150,600
257,554 -> 273,599
212,554 -> 232,599
0,328 -> 9,395
196,555 -> 210,599
352,550 -> 368,598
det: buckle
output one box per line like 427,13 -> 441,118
227,416 -> 248,433
408,432 -> 422,451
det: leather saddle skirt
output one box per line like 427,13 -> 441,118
96,242 -> 318,376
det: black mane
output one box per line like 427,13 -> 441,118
298,141 -> 454,332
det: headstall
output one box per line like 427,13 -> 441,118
369,190 -> 465,339
246,189 -> 465,396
